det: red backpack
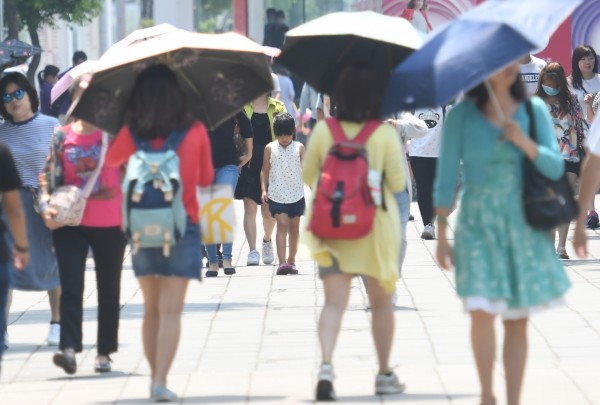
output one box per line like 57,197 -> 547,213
308,118 -> 381,240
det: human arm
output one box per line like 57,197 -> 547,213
105,126 -> 136,168
237,111 -> 253,170
195,123 -> 215,187
261,144 -> 272,203
390,111 -> 428,140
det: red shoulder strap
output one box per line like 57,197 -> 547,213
326,118 -> 380,145
353,120 -> 381,145
326,118 -> 346,143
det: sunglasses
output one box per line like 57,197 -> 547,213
2,89 -> 26,104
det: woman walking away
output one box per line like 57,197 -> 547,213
0,73 -> 61,348
106,64 -> 214,402
40,76 -> 127,375
37,65 -> 60,117
205,111 -> 253,277
535,62 -> 589,258
435,62 -> 570,405
0,144 -> 29,372
303,64 -> 406,400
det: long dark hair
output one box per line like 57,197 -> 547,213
570,44 -> 598,91
535,62 -> 575,116
126,64 -> 191,140
0,73 -> 39,121
334,64 -> 387,123
466,74 -> 526,111
37,65 -> 59,86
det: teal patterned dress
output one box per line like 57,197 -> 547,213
434,97 -> 570,310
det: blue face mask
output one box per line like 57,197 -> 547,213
542,85 -> 561,96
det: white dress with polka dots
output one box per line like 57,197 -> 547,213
268,141 -> 304,204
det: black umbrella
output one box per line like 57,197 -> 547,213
72,29 -> 273,134
277,11 -> 423,94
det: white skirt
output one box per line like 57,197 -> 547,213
462,296 -> 565,320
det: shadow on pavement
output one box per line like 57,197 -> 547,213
48,370 -> 141,381
96,395 -> 286,404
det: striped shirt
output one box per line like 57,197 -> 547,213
0,113 -> 59,188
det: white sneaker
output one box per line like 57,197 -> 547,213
375,372 -> 406,395
262,240 -> 274,264
47,323 -> 60,346
421,223 -> 436,240
316,363 -> 336,401
247,250 -> 260,266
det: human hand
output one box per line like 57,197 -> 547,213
12,248 -> 29,270
238,154 -> 251,172
503,120 -> 527,147
584,93 -> 595,105
573,221 -> 588,258
436,239 -> 454,270
261,192 -> 269,204
41,207 -> 64,230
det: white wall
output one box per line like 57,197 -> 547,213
247,0 -> 265,43
154,0 -> 194,31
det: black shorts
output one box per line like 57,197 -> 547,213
564,160 -> 580,175
268,197 -> 306,218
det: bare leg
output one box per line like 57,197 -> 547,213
153,277 -> 189,386
274,214 -> 289,264
365,276 -> 394,373
138,277 -> 161,379
287,216 -> 301,265
261,203 -> 276,242
318,273 -> 353,364
558,172 -> 579,250
503,318 -> 528,405
48,286 -> 61,323
243,198 -> 258,251
471,310 -> 496,405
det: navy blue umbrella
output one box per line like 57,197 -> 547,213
381,0 -> 583,116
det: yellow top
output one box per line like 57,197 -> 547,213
302,120 -> 406,293
244,97 -> 287,142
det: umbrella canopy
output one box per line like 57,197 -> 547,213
0,39 -> 42,59
51,60 -> 98,104
277,11 -> 423,94
381,0 -> 583,115
72,29 -> 273,134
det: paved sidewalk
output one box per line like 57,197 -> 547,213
2,198 -> 600,404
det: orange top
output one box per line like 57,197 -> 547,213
105,121 -> 214,223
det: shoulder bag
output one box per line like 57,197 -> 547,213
49,132 -> 109,226
522,100 -> 578,230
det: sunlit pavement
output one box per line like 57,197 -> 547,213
2,194 -> 600,404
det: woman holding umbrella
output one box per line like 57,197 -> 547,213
435,63 -> 570,405
105,64 -> 214,402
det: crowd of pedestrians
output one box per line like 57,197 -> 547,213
0,9 -> 599,405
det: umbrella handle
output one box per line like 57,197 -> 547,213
484,80 -> 506,124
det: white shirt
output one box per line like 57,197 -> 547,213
408,107 -> 444,157
586,116 -> 600,156
519,56 -> 546,96
570,73 -> 600,118
268,141 -> 304,203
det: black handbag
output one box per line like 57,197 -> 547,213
522,99 -> 578,230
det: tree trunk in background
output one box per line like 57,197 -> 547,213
5,0 -> 19,39
141,0 -> 154,28
26,27 -> 40,84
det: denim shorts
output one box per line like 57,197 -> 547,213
131,218 -> 202,280
268,197 -> 306,218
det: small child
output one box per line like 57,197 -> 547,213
261,113 -> 305,275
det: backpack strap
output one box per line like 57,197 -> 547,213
132,128 -> 188,152
326,118 -> 380,145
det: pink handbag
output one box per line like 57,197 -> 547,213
49,132 -> 108,226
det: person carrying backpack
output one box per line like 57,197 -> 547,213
105,64 -> 214,402
302,64 -> 407,401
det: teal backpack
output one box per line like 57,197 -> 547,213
122,129 -> 188,257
